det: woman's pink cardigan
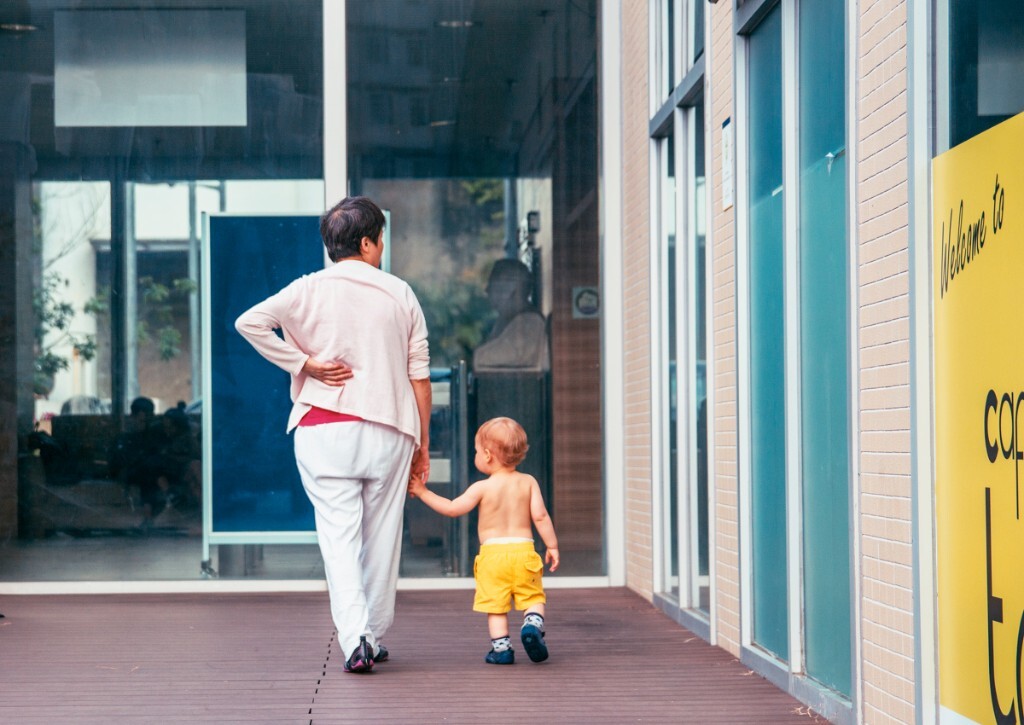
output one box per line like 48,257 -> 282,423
235,260 -> 430,440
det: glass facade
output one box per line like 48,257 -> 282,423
659,132 -> 679,598
346,0 -> 601,578
652,1 -> 709,620
691,0 -> 704,63
1,1 -> 325,581
746,4 -> 788,662
0,0 -> 602,582
738,0 -> 853,694
948,0 -> 1024,147
660,0 -> 676,99
688,101 -> 708,614
798,0 -> 851,696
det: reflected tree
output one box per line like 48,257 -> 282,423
31,188 -> 197,398
31,192 -> 101,398
413,178 -> 506,366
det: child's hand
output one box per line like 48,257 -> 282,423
545,547 -> 560,573
408,471 -> 426,498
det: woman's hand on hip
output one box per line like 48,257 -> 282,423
302,357 -> 353,386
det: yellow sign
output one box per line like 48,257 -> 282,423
935,111 -> 1024,724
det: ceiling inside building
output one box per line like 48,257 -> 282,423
0,1 -> 597,180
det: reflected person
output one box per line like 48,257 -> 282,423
235,196 -> 431,674
108,396 -> 167,527
473,259 -> 549,373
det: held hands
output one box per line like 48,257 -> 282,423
302,357 -> 353,386
408,470 -> 427,498
409,445 -> 430,486
545,547 -> 560,573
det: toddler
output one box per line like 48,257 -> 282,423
409,416 -> 559,664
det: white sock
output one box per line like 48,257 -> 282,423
523,613 -> 545,632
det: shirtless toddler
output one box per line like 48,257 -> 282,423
408,416 -> 559,664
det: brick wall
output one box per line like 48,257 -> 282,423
707,0 -> 740,658
621,0 -> 653,599
856,1 -> 915,722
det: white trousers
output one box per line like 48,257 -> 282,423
294,421 -> 415,658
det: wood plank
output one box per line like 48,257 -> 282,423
0,588 -> 828,723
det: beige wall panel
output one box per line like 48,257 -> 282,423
856,0 -> 916,720
621,0 -> 653,599
708,0 -> 739,656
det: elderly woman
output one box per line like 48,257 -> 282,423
235,196 -> 431,674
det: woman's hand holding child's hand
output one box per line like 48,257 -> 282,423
408,471 -> 427,498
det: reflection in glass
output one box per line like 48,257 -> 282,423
747,6 -> 789,661
663,0 -> 677,98
2,0 -> 325,581
949,0 -> 1024,146
348,1 -> 602,577
32,183 -> 111,419
3,0 -> 601,584
799,0 -> 851,696
474,257 -> 550,373
690,102 -> 709,614
692,0 -> 705,63
661,133 -> 679,599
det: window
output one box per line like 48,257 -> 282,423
652,0 -> 711,627
347,0 -> 603,578
745,3 -> 788,661
798,0 -> 851,696
738,0 -> 852,698
1,0 -> 325,581
948,0 -> 1024,147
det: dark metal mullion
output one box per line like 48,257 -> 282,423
735,0 -> 779,36
109,167 -> 127,421
650,54 -> 706,137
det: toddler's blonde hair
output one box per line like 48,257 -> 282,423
477,417 -> 529,467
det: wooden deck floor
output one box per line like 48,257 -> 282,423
0,588 -> 826,723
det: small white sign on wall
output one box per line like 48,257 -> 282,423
721,117 -> 734,211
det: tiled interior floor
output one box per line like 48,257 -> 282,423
0,537 -> 602,582
8,427 -> 611,585
0,536 -> 317,581
4,473 -> 602,582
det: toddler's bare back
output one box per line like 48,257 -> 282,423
475,471 -> 539,543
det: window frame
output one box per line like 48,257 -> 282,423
734,0 -> 859,719
649,0 -> 713,643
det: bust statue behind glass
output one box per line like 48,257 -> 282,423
473,259 -> 549,373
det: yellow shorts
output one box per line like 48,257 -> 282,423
472,541 -> 546,614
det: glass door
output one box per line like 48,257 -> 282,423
346,1 -> 604,577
